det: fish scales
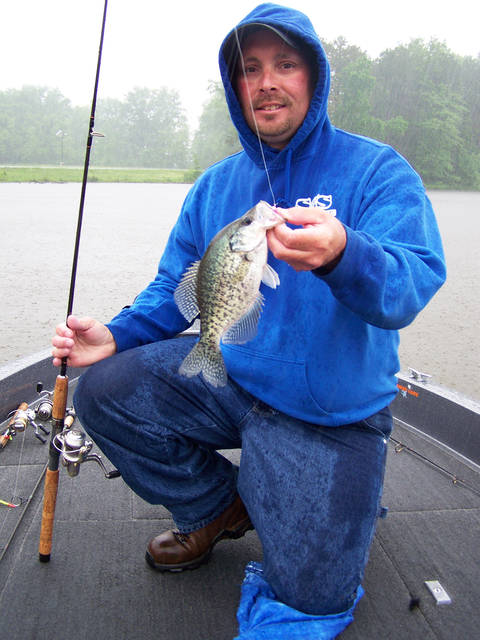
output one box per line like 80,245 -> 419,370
198,239 -> 257,339
174,201 -> 284,387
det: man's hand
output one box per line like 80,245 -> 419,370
267,207 -> 346,272
52,315 -> 117,368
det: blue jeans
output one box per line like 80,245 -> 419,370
74,336 -> 391,616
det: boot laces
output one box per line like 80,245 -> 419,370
173,530 -> 190,545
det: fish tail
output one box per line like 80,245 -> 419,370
178,340 -> 228,387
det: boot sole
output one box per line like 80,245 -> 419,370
145,519 -> 254,572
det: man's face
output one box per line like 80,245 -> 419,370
235,29 -> 313,150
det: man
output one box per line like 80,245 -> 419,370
52,4 -> 445,637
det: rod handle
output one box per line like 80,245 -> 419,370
38,469 -> 60,562
8,401 -> 28,425
38,374 -> 69,562
52,376 -> 69,423
64,413 -> 76,429
1,401 -> 29,448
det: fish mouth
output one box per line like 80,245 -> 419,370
257,201 -> 287,227
229,202 -> 286,253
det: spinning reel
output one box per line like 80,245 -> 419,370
1,396 -> 50,448
53,427 -> 120,479
2,381 -> 120,481
34,378 -> 121,480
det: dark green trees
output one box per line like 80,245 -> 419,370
1,38 -> 478,188
327,38 -> 480,189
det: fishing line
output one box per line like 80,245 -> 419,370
0,467 -> 46,565
232,31 -> 478,501
0,426 -> 28,550
234,28 -> 277,206
390,435 -> 480,497
233,27 -> 357,418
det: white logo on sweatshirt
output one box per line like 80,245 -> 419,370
295,194 -> 336,216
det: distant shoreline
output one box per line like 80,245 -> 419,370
2,166 -> 480,191
0,166 -> 201,184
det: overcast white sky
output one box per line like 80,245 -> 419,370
1,0 -> 478,127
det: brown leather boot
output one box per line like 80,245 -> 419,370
145,495 -> 253,572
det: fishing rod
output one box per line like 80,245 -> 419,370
38,0 -> 110,563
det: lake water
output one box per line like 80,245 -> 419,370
0,183 -> 478,401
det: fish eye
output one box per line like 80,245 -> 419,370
242,217 -> 253,225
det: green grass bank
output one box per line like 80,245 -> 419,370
0,166 -> 202,184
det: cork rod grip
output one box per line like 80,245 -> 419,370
52,375 -> 69,422
8,401 -> 28,425
1,401 -> 29,448
38,469 -> 60,561
38,374 -> 69,562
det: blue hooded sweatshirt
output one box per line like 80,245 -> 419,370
107,3 -> 446,427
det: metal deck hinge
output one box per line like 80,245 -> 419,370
408,368 -> 432,384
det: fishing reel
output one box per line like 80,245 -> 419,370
35,382 -> 55,421
2,381 -> 121,480
1,402 -> 50,447
53,427 -> 120,478
11,407 -> 50,443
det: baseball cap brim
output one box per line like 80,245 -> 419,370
222,22 -> 298,78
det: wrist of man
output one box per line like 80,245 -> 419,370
311,247 -> 345,276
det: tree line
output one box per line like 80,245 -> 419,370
1,38 -> 479,189
0,85 -> 191,169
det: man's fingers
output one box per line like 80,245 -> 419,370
271,224 -> 322,252
66,315 -> 94,332
268,208 -> 346,272
56,322 -> 73,338
268,229 -> 322,270
277,206 -> 330,226
52,335 -> 74,349
52,346 -> 71,359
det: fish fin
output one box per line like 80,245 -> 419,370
178,340 -> 228,387
174,261 -> 201,322
222,294 -> 264,345
261,263 -> 280,289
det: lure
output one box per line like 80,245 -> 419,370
0,498 -> 19,508
0,430 -> 13,448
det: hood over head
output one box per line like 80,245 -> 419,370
219,3 -> 331,167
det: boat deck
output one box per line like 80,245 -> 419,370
1,377 -> 479,639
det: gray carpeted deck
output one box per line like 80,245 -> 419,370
1,382 -> 479,639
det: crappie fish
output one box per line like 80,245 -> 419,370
174,201 -> 285,387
